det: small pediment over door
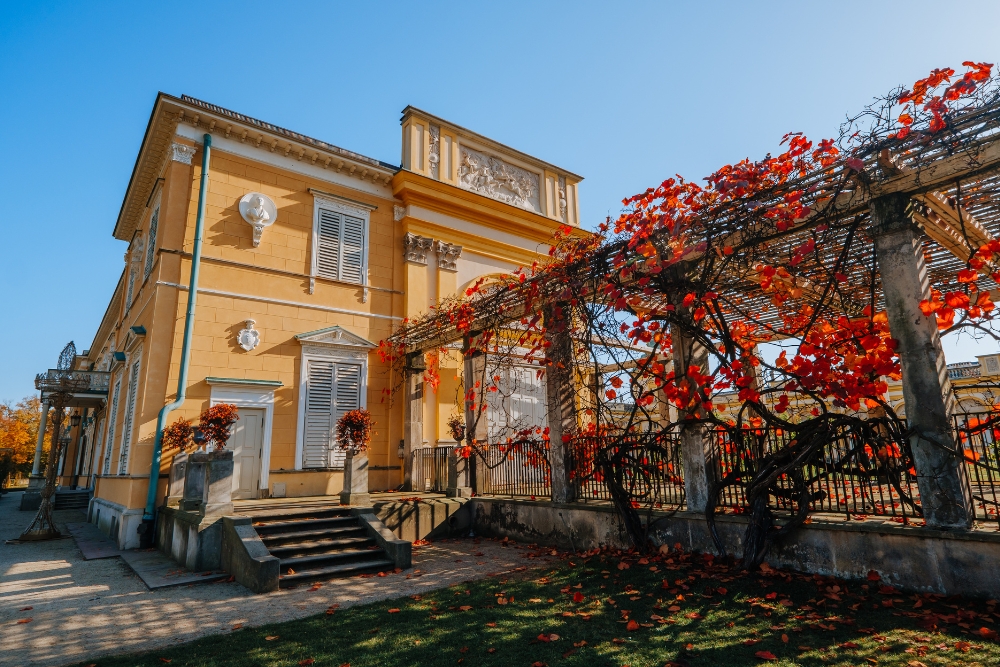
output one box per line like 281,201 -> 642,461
295,325 -> 376,360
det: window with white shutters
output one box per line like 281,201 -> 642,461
126,268 -> 136,307
486,365 -> 547,441
118,354 -> 141,475
315,207 -> 366,284
104,379 -> 121,475
144,207 -> 159,279
302,359 -> 362,468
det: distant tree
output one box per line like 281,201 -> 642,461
0,397 -> 50,476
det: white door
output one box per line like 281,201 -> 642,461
229,408 -> 265,500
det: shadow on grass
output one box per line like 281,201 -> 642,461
73,551 -> 1000,667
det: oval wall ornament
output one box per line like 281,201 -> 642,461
238,192 -> 278,247
237,319 -> 261,352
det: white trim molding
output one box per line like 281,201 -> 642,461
207,377 -> 282,494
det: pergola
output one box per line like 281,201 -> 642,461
388,69 -> 1000,541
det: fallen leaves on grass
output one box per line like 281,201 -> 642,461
626,620 -> 640,631
299,660 -> 315,666
754,651 -> 778,661
231,623 -> 243,630
388,608 -> 401,613
265,636 -> 279,641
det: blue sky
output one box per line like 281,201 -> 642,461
1,1 -> 998,401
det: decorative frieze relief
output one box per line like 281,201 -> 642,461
558,175 -> 568,222
458,145 -> 540,212
428,125 -> 441,180
435,241 -> 462,271
393,205 -> 406,222
171,142 -> 197,164
404,233 -> 434,265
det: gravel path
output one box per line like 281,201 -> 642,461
0,491 -> 554,667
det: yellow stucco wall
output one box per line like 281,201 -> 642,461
83,99 -> 586,511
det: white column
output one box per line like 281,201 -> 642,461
402,354 -> 425,492
31,400 -> 50,476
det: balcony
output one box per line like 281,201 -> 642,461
35,369 -> 112,407
947,362 -> 982,381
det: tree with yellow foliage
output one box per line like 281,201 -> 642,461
0,396 -> 50,478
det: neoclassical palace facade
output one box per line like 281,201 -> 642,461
56,94 -> 584,547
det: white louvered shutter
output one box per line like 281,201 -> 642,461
145,207 -> 159,278
303,360 -> 335,468
315,207 -> 366,284
104,380 -> 121,475
340,215 -> 365,283
316,209 -> 342,280
331,363 -> 362,468
126,269 -> 136,307
118,356 -> 141,474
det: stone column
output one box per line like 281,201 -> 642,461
871,193 -> 973,529
29,400 -> 50,480
544,305 -> 576,504
402,353 -> 425,492
670,320 -> 715,513
462,337 -> 488,495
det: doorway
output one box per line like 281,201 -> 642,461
229,408 -> 265,499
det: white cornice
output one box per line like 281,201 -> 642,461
174,124 -> 395,200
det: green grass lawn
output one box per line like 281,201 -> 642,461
77,541 -> 1000,667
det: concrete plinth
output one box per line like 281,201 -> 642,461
446,451 -> 472,498
340,453 -> 371,506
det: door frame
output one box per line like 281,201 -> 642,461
207,377 -> 280,495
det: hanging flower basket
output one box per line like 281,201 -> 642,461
447,413 -> 466,443
336,409 -> 374,455
198,404 -> 239,450
162,418 -> 194,451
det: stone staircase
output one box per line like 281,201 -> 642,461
250,506 -> 396,587
54,489 -> 92,511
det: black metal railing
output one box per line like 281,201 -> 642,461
953,411 -> 1000,528
569,431 -> 685,507
712,425 -> 922,522
411,446 -> 452,492
474,440 -> 551,498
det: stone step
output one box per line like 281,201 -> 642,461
267,536 -> 375,557
260,525 -> 368,545
253,516 -> 357,534
278,558 -> 396,586
279,547 -> 386,570
54,491 -> 91,511
244,505 -> 351,520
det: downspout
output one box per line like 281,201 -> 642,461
140,133 -> 212,544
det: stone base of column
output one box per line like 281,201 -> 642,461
19,491 -> 42,512
26,474 -> 45,491
339,491 -> 372,506
446,486 -> 472,498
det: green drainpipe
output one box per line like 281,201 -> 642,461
140,133 -> 212,544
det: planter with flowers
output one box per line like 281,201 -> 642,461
337,408 -> 374,506
166,404 -> 240,514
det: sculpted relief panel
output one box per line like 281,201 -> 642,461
458,145 -> 540,213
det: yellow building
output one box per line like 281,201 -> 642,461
60,94 -> 583,548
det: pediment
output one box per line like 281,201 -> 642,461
295,326 -> 376,349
